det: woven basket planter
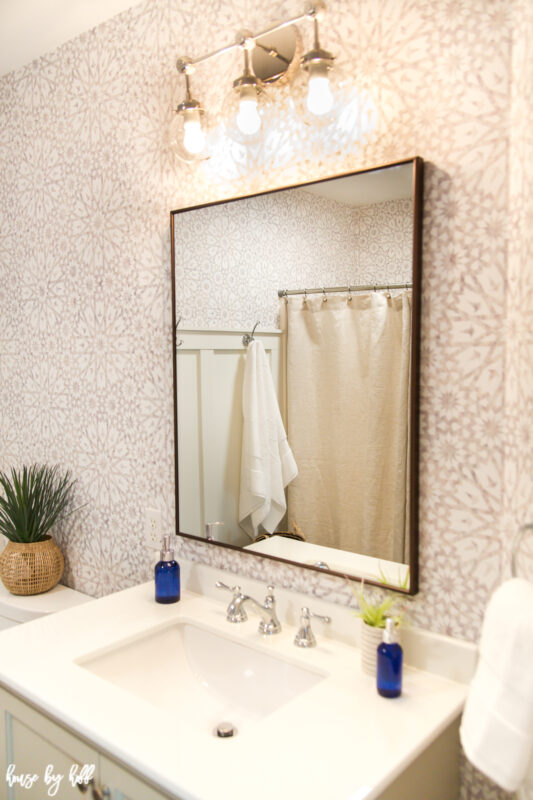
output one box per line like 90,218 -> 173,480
0,536 -> 64,595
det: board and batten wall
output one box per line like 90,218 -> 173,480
176,328 -> 284,547
1,2 -> 532,797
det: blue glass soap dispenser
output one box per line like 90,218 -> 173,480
377,618 -> 403,697
155,535 -> 180,604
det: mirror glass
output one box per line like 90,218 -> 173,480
171,158 -> 423,593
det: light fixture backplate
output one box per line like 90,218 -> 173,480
251,24 -> 302,84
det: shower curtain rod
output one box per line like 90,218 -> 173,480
277,282 -> 413,298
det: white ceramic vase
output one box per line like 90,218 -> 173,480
360,622 -> 384,676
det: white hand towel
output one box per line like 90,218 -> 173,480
460,578 -> 533,792
238,340 -> 298,537
518,753 -> 533,800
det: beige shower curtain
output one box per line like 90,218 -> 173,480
281,292 -> 411,564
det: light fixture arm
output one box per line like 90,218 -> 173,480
176,58 -> 200,108
184,73 -> 192,102
175,58 -> 204,123
176,2 -> 327,72
242,48 -> 253,78
313,17 -> 321,50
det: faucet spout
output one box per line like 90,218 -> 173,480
215,582 -> 281,634
242,586 -> 282,635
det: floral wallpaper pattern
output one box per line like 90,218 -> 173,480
1,0 -> 531,797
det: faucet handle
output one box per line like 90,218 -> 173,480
263,585 -> 277,610
308,608 -> 331,624
215,581 -> 241,594
294,606 -> 331,648
215,581 -> 248,623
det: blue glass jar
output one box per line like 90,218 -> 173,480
377,618 -> 402,698
155,535 -> 180,604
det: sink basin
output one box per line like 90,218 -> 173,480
78,621 -> 324,734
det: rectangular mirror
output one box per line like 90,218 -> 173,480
171,157 -> 423,594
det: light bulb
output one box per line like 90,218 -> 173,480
306,63 -> 334,116
236,87 -> 261,135
183,111 -> 205,155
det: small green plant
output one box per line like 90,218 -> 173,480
377,564 -> 410,591
0,464 -> 77,543
354,580 -> 403,629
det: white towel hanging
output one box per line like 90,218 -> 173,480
460,577 -> 533,792
238,339 -> 298,537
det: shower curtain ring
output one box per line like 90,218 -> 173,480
347,287 -> 353,302
322,288 -> 327,303
303,290 -> 308,304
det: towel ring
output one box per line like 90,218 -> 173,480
511,523 -> 533,578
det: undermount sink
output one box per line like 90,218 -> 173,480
78,620 -> 325,735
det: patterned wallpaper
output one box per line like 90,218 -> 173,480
174,193 -> 412,330
0,1 -> 531,797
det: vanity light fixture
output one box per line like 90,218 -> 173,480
172,59 -> 208,162
172,0 -> 340,159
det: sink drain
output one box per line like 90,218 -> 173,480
215,721 -> 237,738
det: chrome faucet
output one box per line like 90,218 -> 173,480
215,582 -> 282,635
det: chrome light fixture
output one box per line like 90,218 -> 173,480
171,59 -> 208,162
171,2 -> 343,158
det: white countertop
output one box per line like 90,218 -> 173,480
0,580 -> 469,800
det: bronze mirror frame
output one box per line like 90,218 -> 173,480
170,156 -> 423,595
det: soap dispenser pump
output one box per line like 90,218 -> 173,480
155,535 -> 180,604
377,617 -> 402,697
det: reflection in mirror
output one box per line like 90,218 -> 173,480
171,158 -> 423,594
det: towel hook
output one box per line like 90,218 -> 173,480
242,321 -> 260,347
511,522 -> 533,578
175,315 -> 184,348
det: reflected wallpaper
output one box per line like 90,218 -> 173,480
174,193 -> 412,330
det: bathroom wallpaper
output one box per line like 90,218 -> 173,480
174,193 -> 412,330
1,1 -> 531,797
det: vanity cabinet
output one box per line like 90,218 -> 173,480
0,687 -> 174,800
100,756 -> 173,800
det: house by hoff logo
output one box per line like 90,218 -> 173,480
6,763 -> 96,796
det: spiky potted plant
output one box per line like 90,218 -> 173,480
0,464 -> 77,595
